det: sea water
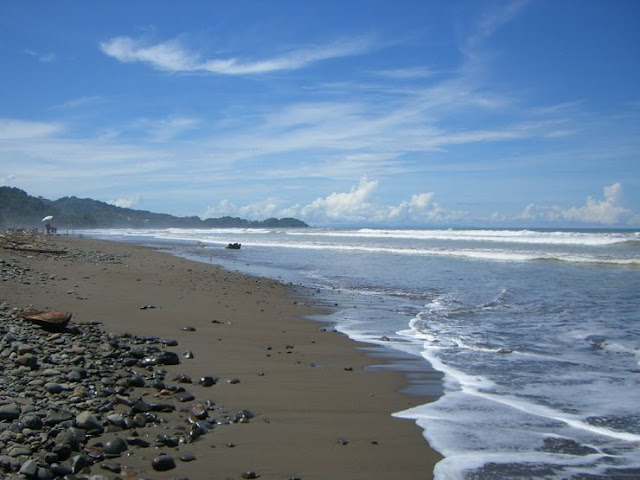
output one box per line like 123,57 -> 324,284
82,227 -> 640,479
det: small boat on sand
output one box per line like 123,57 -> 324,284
226,243 -> 241,249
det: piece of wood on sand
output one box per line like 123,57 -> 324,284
18,310 -> 72,331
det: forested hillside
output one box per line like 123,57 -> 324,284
0,187 -> 308,229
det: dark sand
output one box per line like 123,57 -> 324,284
1,234 -> 441,479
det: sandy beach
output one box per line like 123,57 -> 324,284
0,233 -> 441,479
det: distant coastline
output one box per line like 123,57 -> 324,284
0,186 -> 309,230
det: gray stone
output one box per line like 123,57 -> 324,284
151,454 -> 176,471
100,461 -> 121,473
71,454 -> 91,474
126,437 -> 150,448
104,436 -> 128,456
44,409 -> 73,426
179,452 -> 196,462
36,467 -> 54,480
66,370 -> 83,382
21,414 -> 43,430
16,353 -> 38,370
49,464 -> 72,476
44,382 -> 64,394
0,403 -> 20,421
55,428 -> 86,450
157,351 -> 180,365
174,391 -> 195,402
75,411 -> 103,433
8,445 -> 32,457
127,374 -> 145,387
19,458 -> 39,478
107,414 -> 126,427
199,376 -> 218,387
132,413 -> 148,427
51,444 -> 72,461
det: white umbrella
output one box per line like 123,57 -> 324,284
42,215 -> 53,222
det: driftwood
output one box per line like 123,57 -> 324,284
18,310 -> 72,330
0,231 -> 66,254
2,245 -> 66,254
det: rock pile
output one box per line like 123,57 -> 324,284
0,302 -> 255,479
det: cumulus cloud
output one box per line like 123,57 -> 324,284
519,183 -> 636,225
202,198 -> 280,220
203,178 -> 464,225
388,193 -> 454,222
107,195 -> 140,209
301,178 -> 380,222
100,35 -> 372,75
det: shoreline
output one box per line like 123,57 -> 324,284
1,233 -> 441,479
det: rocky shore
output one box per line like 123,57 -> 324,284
1,233 -> 440,479
1,250 -> 261,479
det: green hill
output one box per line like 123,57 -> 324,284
0,187 -> 308,229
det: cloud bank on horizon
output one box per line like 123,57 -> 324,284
202,178 -> 639,227
1,1 -> 639,227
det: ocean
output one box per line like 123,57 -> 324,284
82,227 -> 640,479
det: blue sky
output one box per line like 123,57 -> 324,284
1,1 -> 639,227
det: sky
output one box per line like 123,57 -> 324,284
1,0 -> 639,228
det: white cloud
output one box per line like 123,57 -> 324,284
301,177 -> 381,222
204,178 -> 465,225
100,36 -> 198,71
562,183 -> 630,224
388,192 -> 464,223
519,183 -> 636,225
100,35 -> 373,75
374,66 -> 433,79
130,115 -> 201,142
24,49 -> 56,63
465,0 -> 529,52
0,119 -> 63,139
51,96 -> 107,110
108,195 -> 140,209
202,198 -> 280,220
0,174 -> 17,186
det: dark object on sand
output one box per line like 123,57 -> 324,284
226,242 -> 241,249
18,310 -> 72,330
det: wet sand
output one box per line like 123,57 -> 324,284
1,233 -> 441,479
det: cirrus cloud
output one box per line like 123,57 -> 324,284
100,35 -> 374,75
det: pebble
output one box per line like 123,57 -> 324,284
179,452 -> 196,462
151,454 -> 176,471
100,461 -> 122,473
75,411 -> 104,433
199,376 -> 218,387
0,403 -> 20,421
19,458 -> 38,477
103,437 -> 128,456
174,391 -> 195,402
